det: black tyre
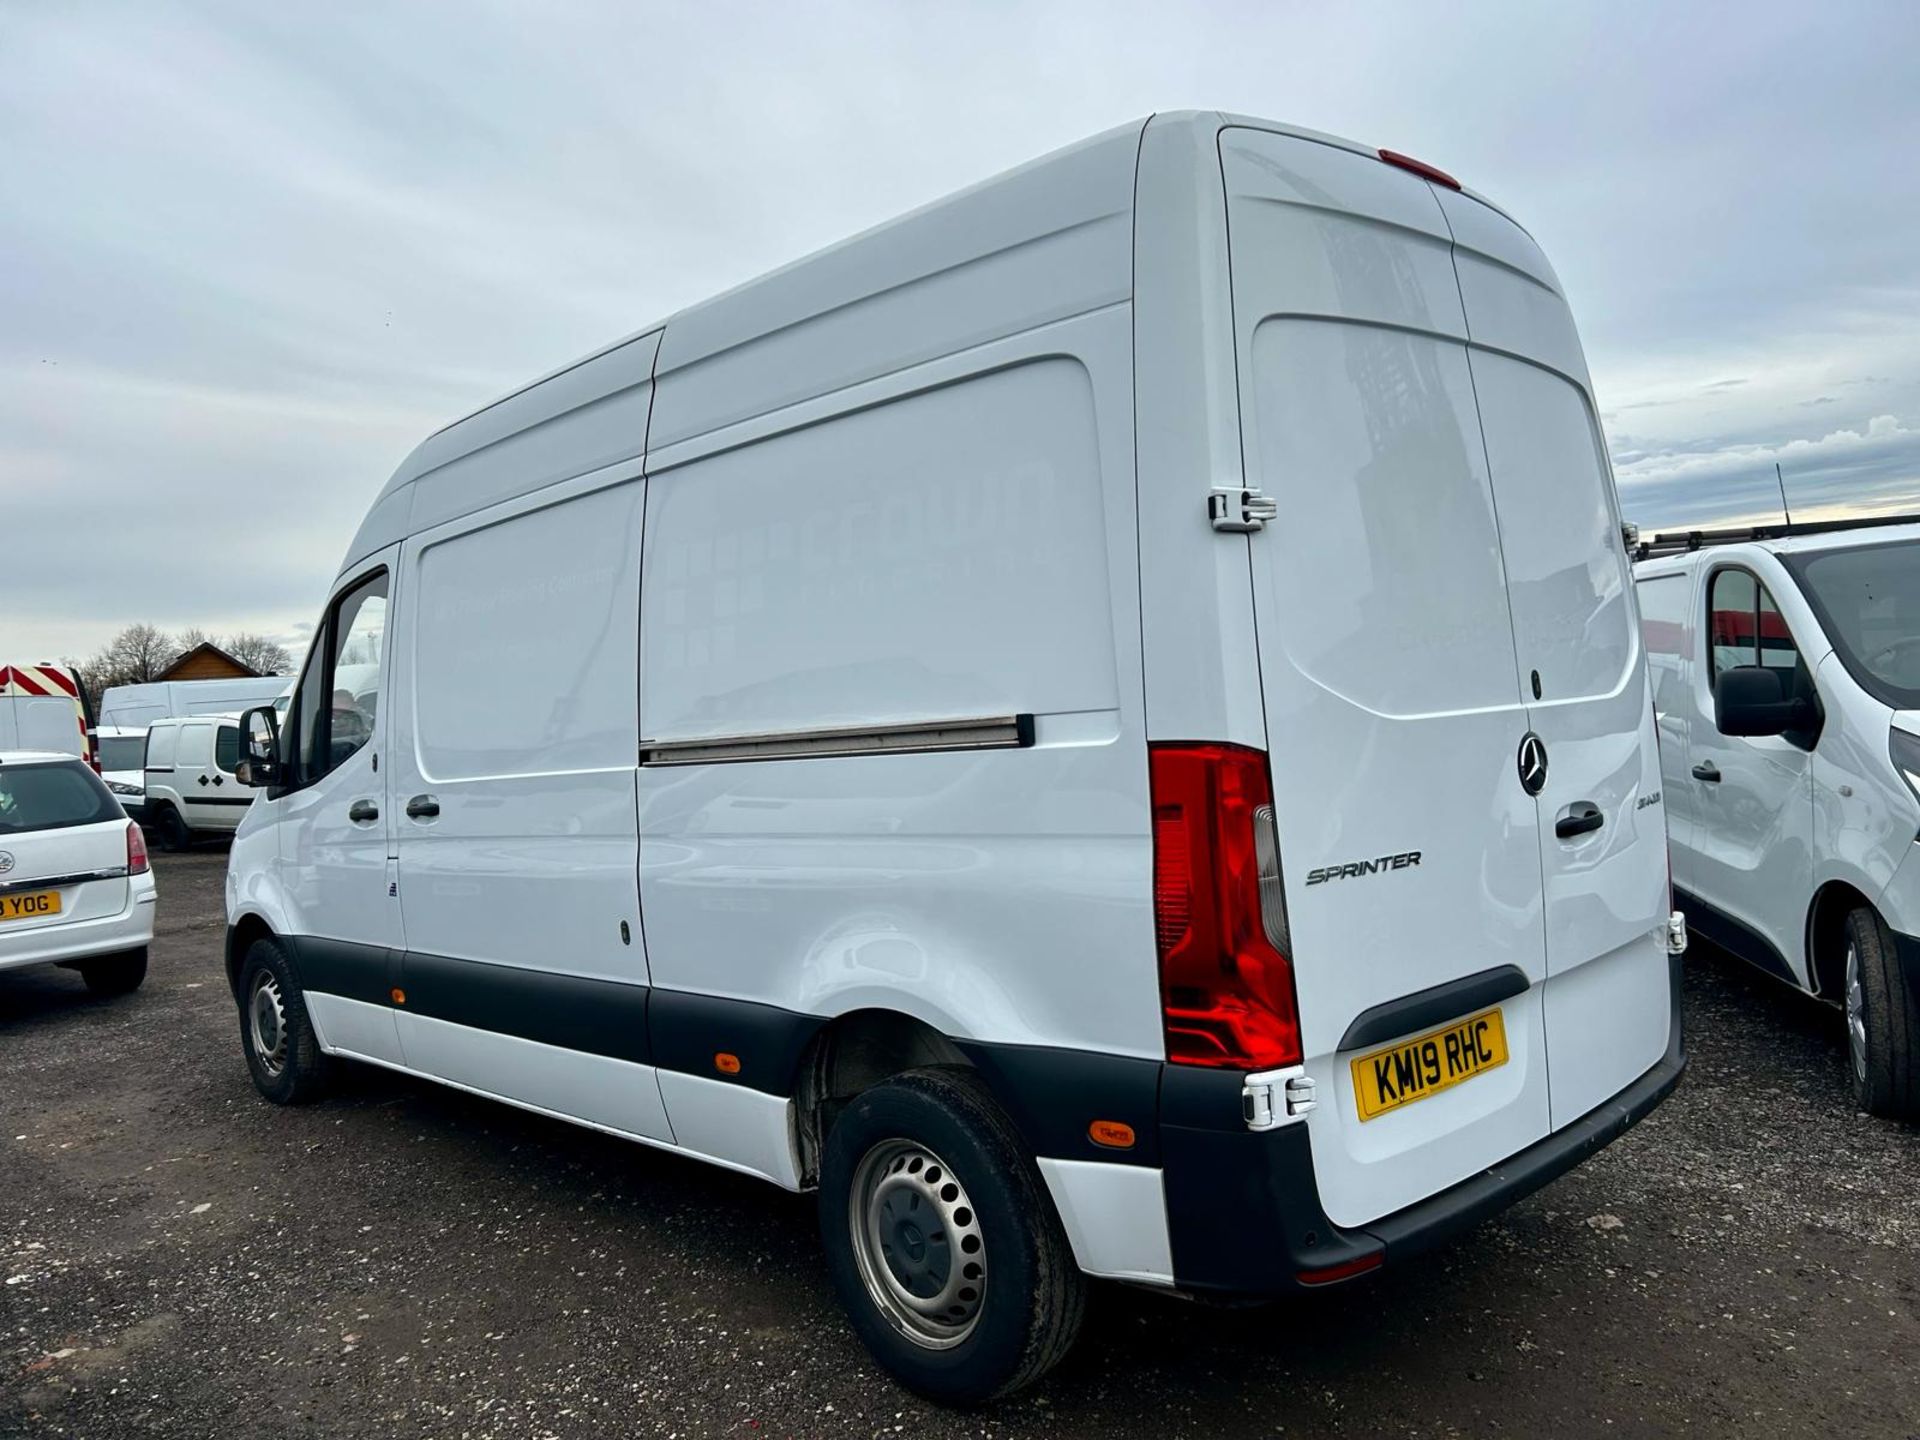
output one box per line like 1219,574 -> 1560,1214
152,804 -> 192,853
79,946 -> 147,996
819,1066 -> 1085,1404
1844,906 -> 1920,1121
237,937 -> 332,1105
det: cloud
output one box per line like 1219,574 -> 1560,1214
1616,414 -> 1920,532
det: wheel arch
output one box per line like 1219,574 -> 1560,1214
1806,880 -> 1878,1003
790,1008 -> 973,1186
224,911 -> 281,999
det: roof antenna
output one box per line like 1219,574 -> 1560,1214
1775,461 -> 1794,528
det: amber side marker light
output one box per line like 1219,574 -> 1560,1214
389,988 -> 406,1005
1088,1120 -> 1136,1150
1296,1251 -> 1385,1287
714,1052 -> 742,1075
1378,148 -> 1462,191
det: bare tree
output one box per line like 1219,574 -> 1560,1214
223,632 -> 293,676
105,624 -> 179,684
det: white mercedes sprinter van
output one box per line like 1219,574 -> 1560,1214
1635,518 -> 1920,1119
225,112 -> 1684,1401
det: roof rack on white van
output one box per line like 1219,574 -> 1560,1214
1632,509 -> 1920,561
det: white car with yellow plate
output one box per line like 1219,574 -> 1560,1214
0,750 -> 156,993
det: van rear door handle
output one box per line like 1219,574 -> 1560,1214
1691,761 -> 1721,783
1554,801 -> 1604,840
348,799 -> 380,823
405,795 -> 440,819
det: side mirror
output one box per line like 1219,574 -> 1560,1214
235,705 -> 281,788
1714,666 -> 1814,738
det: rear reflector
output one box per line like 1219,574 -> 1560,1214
1297,1250 -> 1385,1286
1378,148 -> 1461,190
125,821 -> 149,876
1150,743 -> 1303,1070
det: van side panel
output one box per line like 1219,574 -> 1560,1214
637,308 -> 1158,1062
649,124 -> 1142,454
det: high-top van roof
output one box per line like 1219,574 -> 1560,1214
345,111 -> 1540,569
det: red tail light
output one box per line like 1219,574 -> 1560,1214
126,820 -> 149,876
1150,743 -> 1302,1070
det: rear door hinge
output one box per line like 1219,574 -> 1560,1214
1209,487 -> 1278,533
1243,1066 -> 1316,1130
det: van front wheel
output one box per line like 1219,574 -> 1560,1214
238,938 -> 332,1105
1844,906 -> 1920,1121
818,1067 -> 1085,1403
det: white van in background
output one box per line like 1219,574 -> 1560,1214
143,714 -> 249,849
95,725 -> 151,822
1636,518 -> 1920,1119
99,676 -> 289,731
0,663 -> 94,767
223,112 -> 1684,1401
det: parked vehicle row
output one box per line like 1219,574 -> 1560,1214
216,111 -> 1688,1403
1635,518 -> 1920,1118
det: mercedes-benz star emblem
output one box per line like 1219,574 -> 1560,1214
1517,733 -> 1548,797
0,851 -> 13,876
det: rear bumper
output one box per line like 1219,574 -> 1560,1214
0,878 -> 157,972
1160,953 -> 1686,1296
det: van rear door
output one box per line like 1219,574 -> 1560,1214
1434,187 -> 1672,1126
1219,130 -> 1552,1228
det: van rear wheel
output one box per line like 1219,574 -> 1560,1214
818,1066 -> 1085,1403
238,938 -> 332,1105
152,805 -> 192,852
1844,906 -> 1920,1121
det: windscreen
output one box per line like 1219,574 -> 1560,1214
0,760 -> 125,834
1790,538 -> 1920,710
97,736 -> 146,771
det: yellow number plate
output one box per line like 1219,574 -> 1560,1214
0,890 -> 61,922
1351,1007 -> 1509,1122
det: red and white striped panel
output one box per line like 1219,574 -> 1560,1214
0,663 -> 82,697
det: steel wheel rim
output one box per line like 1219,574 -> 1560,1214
848,1139 -> 987,1350
1845,941 -> 1868,1085
249,972 -> 289,1077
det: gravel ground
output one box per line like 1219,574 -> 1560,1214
2,849 -> 1917,1438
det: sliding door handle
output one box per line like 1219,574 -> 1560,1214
1691,761 -> 1721,783
405,794 -> 440,820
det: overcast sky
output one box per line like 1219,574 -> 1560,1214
4,1 -> 1918,664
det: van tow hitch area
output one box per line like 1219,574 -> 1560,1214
1305,851 -> 1422,885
